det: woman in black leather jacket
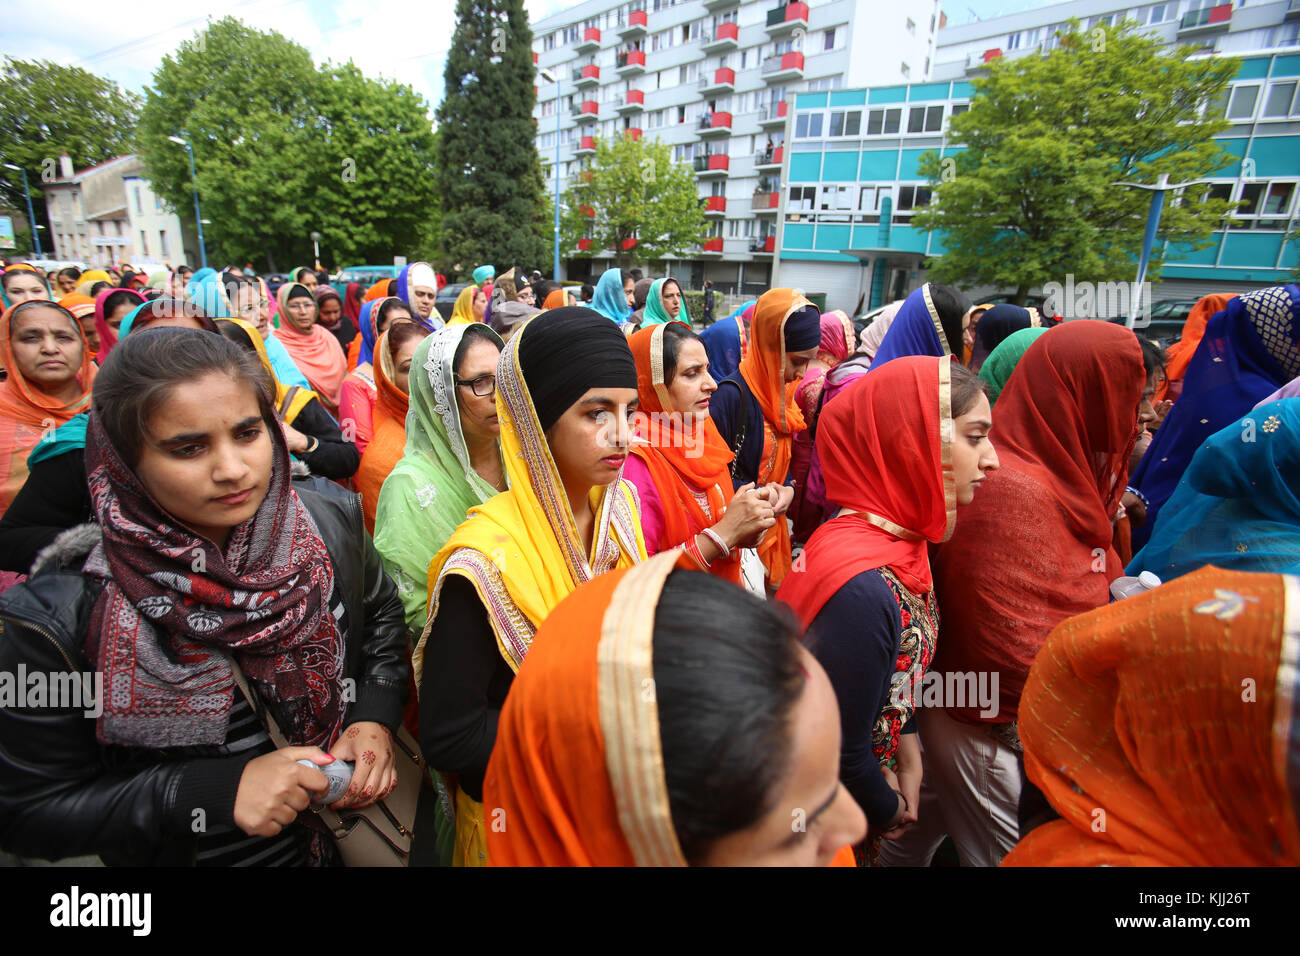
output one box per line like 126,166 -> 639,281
0,329 -> 408,866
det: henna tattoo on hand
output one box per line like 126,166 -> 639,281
361,750 -> 376,765
346,726 -> 361,739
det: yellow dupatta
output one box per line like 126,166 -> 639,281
413,318 -> 647,680
222,318 -> 317,425
447,285 -> 478,327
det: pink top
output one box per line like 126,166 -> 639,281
339,371 -> 377,454
622,455 -> 667,555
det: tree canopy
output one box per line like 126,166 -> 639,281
561,132 -> 706,269
137,17 -> 438,271
912,19 -> 1238,301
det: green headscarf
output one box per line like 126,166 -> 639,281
640,277 -> 690,327
978,326 -> 1049,407
372,323 -> 508,639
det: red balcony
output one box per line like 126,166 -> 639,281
702,21 -> 739,52
618,9 -> 648,38
577,136 -> 596,153
762,51 -> 804,82
753,191 -> 780,212
617,88 -> 645,114
621,237 -> 638,251
702,237 -> 725,253
704,195 -> 727,216
578,99 -> 599,119
755,145 -> 783,168
578,204 -> 595,218
758,100 -> 788,127
698,111 -> 732,137
761,236 -> 776,253
701,67 -> 736,94
765,1 -> 809,34
577,27 -> 601,52
983,48 -> 1002,63
625,127 -> 643,140
616,49 -> 646,75
577,238 -> 594,251
533,52 -> 538,64
574,63 -> 601,87
695,152 -> 730,177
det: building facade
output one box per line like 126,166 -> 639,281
531,0 -> 944,291
774,0 -> 1300,314
42,154 -> 199,270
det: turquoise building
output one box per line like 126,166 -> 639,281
774,50 -> 1300,314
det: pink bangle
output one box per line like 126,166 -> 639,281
701,526 -> 731,559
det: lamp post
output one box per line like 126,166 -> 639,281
538,67 -> 562,281
311,231 -> 323,271
3,163 -> 43,258
168,135 -> 208,270
1112,173 -> 1206,329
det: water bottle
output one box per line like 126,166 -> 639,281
1110,570 -> 1162,601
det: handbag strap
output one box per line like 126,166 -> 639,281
717,378 -> 750,483
223,654 -> 350,835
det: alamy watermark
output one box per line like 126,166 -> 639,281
1042,274 -> 1153,325
0,665 -> 102,718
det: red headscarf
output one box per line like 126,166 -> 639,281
1157,293 -> 1232,403
738,288 -> 809,587
343,281 -> 363,326
777,356 -> 955,626
931,321 -> 1145,723
628,323 -> 739,583
93,288 -> 145,361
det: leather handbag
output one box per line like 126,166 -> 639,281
227,658 -> 423,866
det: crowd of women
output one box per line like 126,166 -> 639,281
0,253 -> 1297,868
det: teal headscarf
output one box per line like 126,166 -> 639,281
978,326 -> 1049,407
372,325 -> 508,638
640,277 -> 690,327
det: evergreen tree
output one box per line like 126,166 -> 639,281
435,0 -> 550,274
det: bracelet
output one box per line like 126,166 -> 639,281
683,536 -> 712,570
701,526 -> 731,559
1125,485 -> 1148,509
881,789 -> 909,832
304,435 -> 319,454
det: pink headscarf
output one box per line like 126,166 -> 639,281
93,288 -> 145,361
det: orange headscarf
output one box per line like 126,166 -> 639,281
542,288 -> 567,310
57,293 -> 98,358
485,551 -> 857,867
0,301 -> 96,515
1157,293 -> 1232,403
363,279 -> 390,303
628,323 -> 739,583
355,327 -> 421,533
738,288 -> 809,587
1004,566 -> 1300,867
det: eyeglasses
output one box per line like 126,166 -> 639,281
456,374 -> 496,397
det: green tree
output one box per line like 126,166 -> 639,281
434,0 -> 550,272
138,18 -> 438,271
912,19 -> 1237,302
560,133 -> 706,268
0,58 -> 141,238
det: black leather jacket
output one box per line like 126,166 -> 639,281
0,477 -> 409,865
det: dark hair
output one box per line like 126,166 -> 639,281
134,296 -> 217,333
629,269 -> 644,282
662,320 -> 702,386
385,320 -> 429,361
92,328 -> 274,467
222,270 -> 255,304
87,281 -> 110,298
533,280 -> 560,303
59,266 -> 81,281
653,570 -> 805,865
928,283 -> 972,356
1136,334 -> 1165,384
452,324 -> 504,376
175,265 -> 193,276
376,297 -> 412,332
950,360 -> 987,418
102,289 -> 141,319
580,284 -> 594,301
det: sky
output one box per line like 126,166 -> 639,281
1,0 -> 1057,117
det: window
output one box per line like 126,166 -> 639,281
819,185 -> 853,218
159,229 -> 169,258
677,105 -> 686,124
788,185 -> 817,212
139,231 -> 148,256
134,187 -> 142,214
1007,31 -> 1021,51
795,112 -> 823,137
823,28 -> 836,51
865,108 -> 901,135
1226,84 -> 1259,120
897,186 -> 932,211
900,62 -> 910,79
544,33 -> 556,51
1232,180 -> 1297,229
951,103 -> 970,119
907,105 -> 943,133
829,110 -> 861,137
1264,81 -> 1298,118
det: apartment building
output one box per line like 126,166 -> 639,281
532,0 -> 943,290
773,0 -> 1300,313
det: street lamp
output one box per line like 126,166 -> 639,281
1113,173 -> 1207,329
537,67 -> 562,281
3,163 -> 43,258
168,135 -> 208,270
311,230 -> 323,271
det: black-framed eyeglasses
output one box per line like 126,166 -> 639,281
456,374 -> 497,397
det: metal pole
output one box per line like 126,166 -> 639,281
554,78 -> 562,281
1128,186 -> 1167,329
185,142 -> 208,270
17,167 -> 42,258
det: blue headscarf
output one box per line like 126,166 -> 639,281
970,303 -> 1033,371
183,267 -> 217,299
357,298 -> 380,368
1130,285 -> 1300,551
699,300 -> 755,383
184,270 -> 232,320
589,268 -> 631,324
869,283 -> 951,370
1128,398 -> 1300,581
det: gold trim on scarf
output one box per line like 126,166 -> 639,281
648,322 -> 673,410
836,310 -> 854,356
937,356 -> 957,542
596,551 -> 688,867
855,512 -> 923,541
921,283 -> 951,358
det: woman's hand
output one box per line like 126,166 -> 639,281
328,721 -> 396,809
763,482 -> 795,516
714,482 -> 776,551
233,746 -> 332,837
281,421 -> 310,454
1121,490 -> 1147,527
878,765 -> 912,840
893,734 -> 923,831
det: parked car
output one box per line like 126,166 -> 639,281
435,282 -> 471,321
334,265 -> 399,289
1105,298 -> 1203,348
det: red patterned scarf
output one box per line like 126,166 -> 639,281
82,409 -> 346,750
